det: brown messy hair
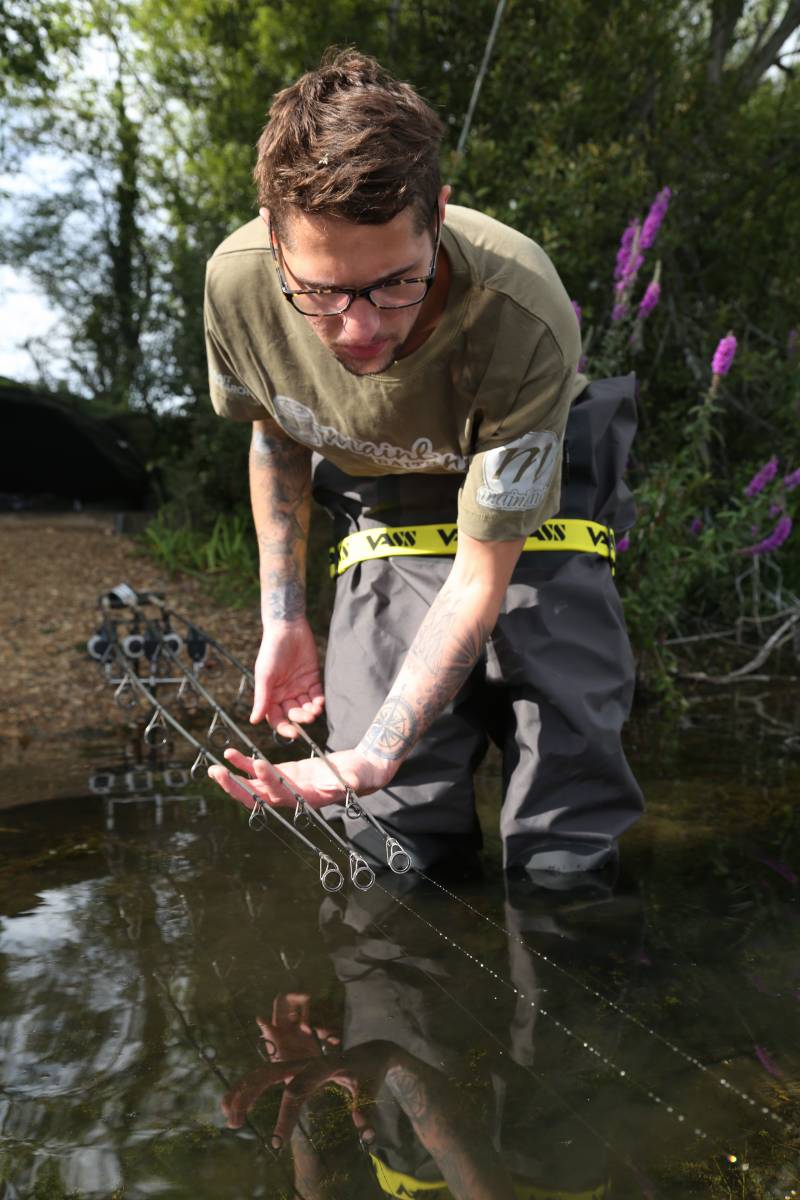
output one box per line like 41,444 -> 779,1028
253,48 -> 444,235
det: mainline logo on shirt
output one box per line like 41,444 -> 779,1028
211,369 -> 254,398
476,431 -> 559,511
272,394 -> 467,472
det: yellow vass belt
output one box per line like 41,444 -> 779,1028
330,519 -> 617,577
369,1152 -> 609,1199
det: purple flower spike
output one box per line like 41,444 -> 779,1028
745,514 -> 793,556
745,456 -> 779,497
620,252 -> 644,295
614,222 -> 639,284
689,516 -> 703,536
612,303 -> 629,323
712,333 -> 737,378
639,186 -> 672,250
784,466 -> 800,491
617,534 -> 631,552
638,279 -> 661,319
571,300 -> 582,326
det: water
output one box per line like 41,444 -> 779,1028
0,702 -> 798,1199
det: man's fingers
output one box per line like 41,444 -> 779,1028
222,748 -> 286,793
268,694 -> 325,735
223,747 -> 260,776
286,694 -> 313,725
285,705 -> 323,725
272,1086 -> 304,1149
250,676 -> 269,725
212,757 -> 297,808
349,1094 -> 376,1145
267,701 -> 299,740
276,994 -> 312,1026
207,764 -> 270,811
222,1064 -> 290,1127
257,1016 -> 278,1043
216,755 -> 354,811
312,1025 -> 340,1048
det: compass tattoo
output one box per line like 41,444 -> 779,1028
361,698 -> 418,761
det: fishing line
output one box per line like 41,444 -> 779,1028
269,708 -> 789,1137
90,591 -> 790,1147
125,596 -> 790,1130
153,972 -> 285,1166
404,945 -> 667,1194
363,876 -> 718,1145
406,868 -> 790,1133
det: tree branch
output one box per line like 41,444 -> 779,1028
750,0 -> 781,57
680,612 -> 800,684
734,0 -> 800,92
707,0 -> 746,85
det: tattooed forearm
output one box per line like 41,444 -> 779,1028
407,596 -> 490,686
385,1063 -> 430,1121
386,1060 -> 510,1200
357,580 -> 492,766
360,697 -> 418,761
264,567 -> 305,621
249,420 -> 312,623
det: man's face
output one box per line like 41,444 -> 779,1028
264,198 -> 446,376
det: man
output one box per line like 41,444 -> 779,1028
206,48 -> 643,879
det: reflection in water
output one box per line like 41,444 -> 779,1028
88,754 -> 207,830
272,874 -> 644,1199
0,733 -> 798,1198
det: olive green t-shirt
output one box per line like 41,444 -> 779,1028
204,204 -> 585,541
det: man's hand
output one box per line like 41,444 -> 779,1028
224,1018 -> 389,1151
251,618 -> 324,736
208,746 -> 394,810
255,993 -> 339,1064
222,995 -> 345,1133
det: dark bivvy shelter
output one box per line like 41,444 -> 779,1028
0,380 -> 150,510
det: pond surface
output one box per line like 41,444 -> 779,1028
0,696 -> 798,1199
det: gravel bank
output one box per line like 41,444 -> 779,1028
0,513 -> 262,751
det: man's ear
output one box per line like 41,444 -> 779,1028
258,207 -> 270,228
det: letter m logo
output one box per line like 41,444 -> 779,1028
482,431 -> 560,499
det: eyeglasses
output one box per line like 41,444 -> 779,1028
268,206 -> 441,317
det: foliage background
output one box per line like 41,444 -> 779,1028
2,0 -> 799,691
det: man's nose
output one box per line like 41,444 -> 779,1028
341,297 -> 381,340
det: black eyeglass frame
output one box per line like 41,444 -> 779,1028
268,205 -> 442,317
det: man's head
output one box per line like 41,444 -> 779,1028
254,47 -> 444,237
254,49 -> 449,375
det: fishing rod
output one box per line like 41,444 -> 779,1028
115,645 -> 348,893
117,586 -> 411,875
87,585 -> 411,890
89,604 -> 347,892
143,590 -> 412,873
132,610 -> 377,893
